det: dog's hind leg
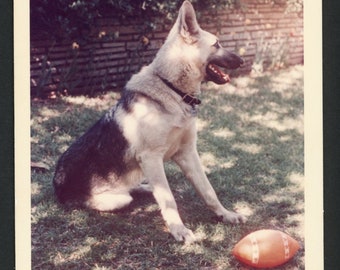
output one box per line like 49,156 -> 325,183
131,180 -> 153,193
86,191 -> 133,212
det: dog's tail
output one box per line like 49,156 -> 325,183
53,166 -> 70,204
53,163 -> 86,204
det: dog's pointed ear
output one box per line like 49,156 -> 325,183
178,1 -> 200,43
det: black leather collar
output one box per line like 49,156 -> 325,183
158,76 -> 201,107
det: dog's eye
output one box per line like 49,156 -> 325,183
213,41 -> 221,49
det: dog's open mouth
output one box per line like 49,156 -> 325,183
206,63 -> 231,85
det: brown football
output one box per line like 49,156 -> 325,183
232,229 -> 300,268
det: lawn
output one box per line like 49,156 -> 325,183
31,65 -> 304,270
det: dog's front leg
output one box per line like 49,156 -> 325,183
173,148 -> 246,224
138,153 -> 196,243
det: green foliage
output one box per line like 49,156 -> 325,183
30,0 -> 237,41
30,0 -> 239,97
286,0 -> 303,14
31,0 -> 99,41
34,55 -> 53,97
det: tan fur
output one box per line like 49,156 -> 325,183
87,1 -> 246,243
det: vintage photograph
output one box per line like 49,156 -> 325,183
29,0 -> 309,269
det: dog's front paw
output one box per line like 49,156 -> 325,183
169,224 -> 196,244
219,210 -> 247,224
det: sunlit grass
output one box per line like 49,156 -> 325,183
31,66 -> 304,269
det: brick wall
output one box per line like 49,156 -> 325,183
30,0 -> 303,96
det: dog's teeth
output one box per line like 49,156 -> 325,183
209,64 -> 219,74
208,63 -> 230,82
223,75 -> 230,82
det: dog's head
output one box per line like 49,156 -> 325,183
164,0 -> 244,85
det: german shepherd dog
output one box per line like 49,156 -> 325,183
53,0 -> 246,243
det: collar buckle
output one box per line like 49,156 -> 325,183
158,76 -> 201,107
182,93 -> 201,105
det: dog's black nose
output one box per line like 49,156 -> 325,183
229,53 -> 245,69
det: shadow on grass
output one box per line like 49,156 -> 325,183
31,66 -> 304,269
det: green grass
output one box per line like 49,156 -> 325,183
31,66 -> 304,269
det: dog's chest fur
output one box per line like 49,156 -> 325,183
116,90 -> 197,161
